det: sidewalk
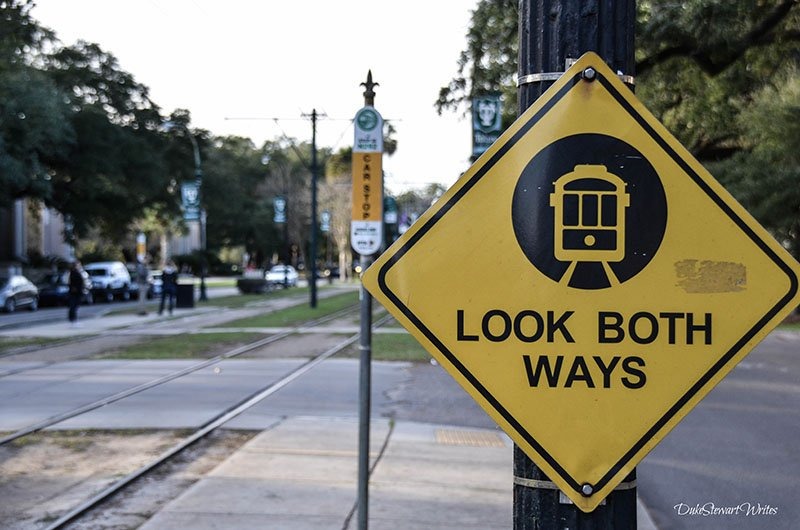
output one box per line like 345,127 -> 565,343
0,285 -> 357,339
140,417 -> 658,529
0,307 -> 216,339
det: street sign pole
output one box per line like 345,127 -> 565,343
357,252 -> 372,530
515,1 -> 637,527
355,70 -> 382,530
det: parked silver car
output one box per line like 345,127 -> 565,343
0,274 -> 39,312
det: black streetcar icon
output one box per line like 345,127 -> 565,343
512,134 -> 667,290
549,164 -> 630,286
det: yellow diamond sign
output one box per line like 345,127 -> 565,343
361,52 -> 800,512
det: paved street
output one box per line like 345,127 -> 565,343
1,298 -> 798,528
638,330 -> 800,529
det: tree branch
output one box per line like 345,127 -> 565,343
637,0 -> 798,75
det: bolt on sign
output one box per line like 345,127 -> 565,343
361,52 -> 800,512
351,106 -> 384,256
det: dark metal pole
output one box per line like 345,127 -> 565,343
357,70 -> 379,530
357,254 -> 372,530
283,200 -> 289,289
515,1 -> 637,528
188,134 -> 208,302
310,109 -> 319,308
518,0 -> 635,108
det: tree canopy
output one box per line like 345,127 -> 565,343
0,0 -> 371,267
436,0 -> 800,257
1,0 -> 167,241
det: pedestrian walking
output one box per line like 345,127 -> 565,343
67,260 -> 84,327
159,260 -> 178,315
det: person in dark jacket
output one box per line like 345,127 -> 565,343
159,260 -> 178,315
67,260 -> 84,327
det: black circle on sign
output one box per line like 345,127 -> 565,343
511,134 -> 667,289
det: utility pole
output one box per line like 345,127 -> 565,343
514,1 -> 637,529
305,109 -> 320,308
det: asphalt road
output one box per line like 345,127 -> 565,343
637,331 -> 800,530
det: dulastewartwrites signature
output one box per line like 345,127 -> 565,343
674,502 -> 778,517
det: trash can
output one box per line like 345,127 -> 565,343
176,283 -> 195,308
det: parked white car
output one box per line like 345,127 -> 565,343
84,261 -> 132,302
265,265 -> 299,288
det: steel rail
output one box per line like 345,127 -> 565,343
0,288 -> 344,364
0,302 -> 367,446
43,313 -> 394,530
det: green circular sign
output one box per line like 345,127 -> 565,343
357,108 -> 379,131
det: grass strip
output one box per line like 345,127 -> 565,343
223,291 -> 359,328
204,287 -> 311,309
102,332 -> 266,359
341,332 -> 431,363
203,279 -> 237,288
105,287 -> 312,315
0,336 -> 63,354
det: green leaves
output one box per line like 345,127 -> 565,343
437,0 -> 800,257
1,1 -> 166,241
435,0 -> 518,127
0,66 -> 73,205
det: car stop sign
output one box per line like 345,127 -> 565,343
362,52 -> 800,511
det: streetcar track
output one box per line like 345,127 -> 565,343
0,302 -> 374,446
0,288 -> 341,361
42,313 -> 393,530
0,288 -> 358,376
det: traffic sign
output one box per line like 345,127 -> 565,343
361,52 -> 800,512
352,106 -> 384,255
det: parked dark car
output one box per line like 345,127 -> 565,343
36,270 -> 94,306
0,274 -> 39,312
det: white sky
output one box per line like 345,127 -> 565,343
30,0 -> 480,194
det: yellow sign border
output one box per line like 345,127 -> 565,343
363,52 -> 800,511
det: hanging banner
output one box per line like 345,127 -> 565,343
472,93 -> 502,159
181,181 -> 200,221
273,196 -> 287,224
